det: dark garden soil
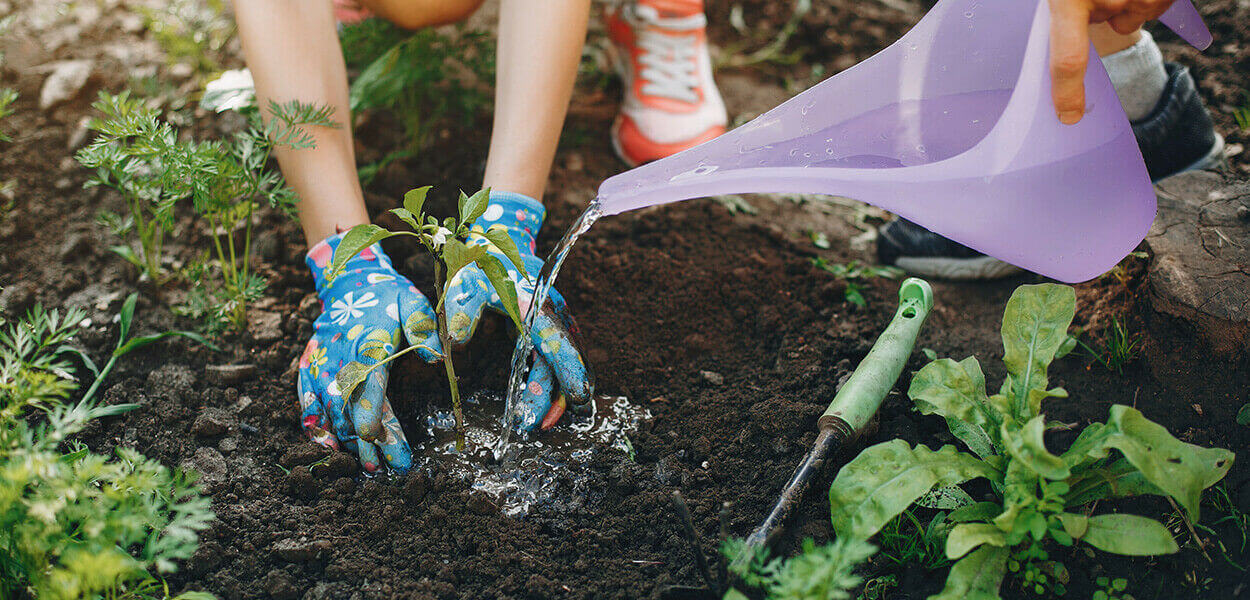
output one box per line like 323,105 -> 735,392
1,1 -> 1248,599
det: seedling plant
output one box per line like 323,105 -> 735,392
721,536 -> 876,600
329,186 -> 528,450
824,283 -> 1234,599
811,258 -> 903,308
0,300 -> 214,600
77,91 -> 336,332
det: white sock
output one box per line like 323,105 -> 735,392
1100,29 -> 1169,121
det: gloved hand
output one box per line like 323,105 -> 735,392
298,232 -> 442,473
445,191 -> 593,431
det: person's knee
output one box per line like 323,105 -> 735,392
381,0 -> 487,30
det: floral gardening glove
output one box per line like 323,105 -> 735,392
298,232 -> 442,473
445,191 -> 593,431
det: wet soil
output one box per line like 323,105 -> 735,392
1,1 -> 1247,599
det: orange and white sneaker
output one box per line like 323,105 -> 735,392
605,0 -> 728,167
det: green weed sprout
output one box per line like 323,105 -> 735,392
721,536 -> 876,600
1234,94 -> 1250,132
1075,316 -> 1142,374
339,20 -> 494,181
329,187 -> 527,450
0,300 -> 215,600
0,87 -> 16,144
811,258 -> 904,308
77,91 -> 336,331
825,283 -> 1234,600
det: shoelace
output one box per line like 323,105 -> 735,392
630,4 -> 704,104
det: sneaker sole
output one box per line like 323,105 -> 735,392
894,255 -> 1023,281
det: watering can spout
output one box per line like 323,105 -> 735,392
596,0 -> 1211,283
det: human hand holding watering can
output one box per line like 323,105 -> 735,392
1048,0 -> 1187,124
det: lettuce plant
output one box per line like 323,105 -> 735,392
329,187 -> 526,449
826,284 -> 1234,599
0,302 -> 214,600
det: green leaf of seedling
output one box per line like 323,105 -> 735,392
475,253 -> 525,332
482,224 -> 529,279
109,245 -> 144,269
1081,514 -> 1178,556
1057,513 -> 1088,539
916,485 -> 976,510
1237,403 -> 1250,426
115,330 -> 220,357
404,185 -> 431,217
929,545 -> 1009,600
1000,284 -> 1076,421
1001,415 -> 1069,481
335,361 -> 373,403
723,589 -> 750,600
118,293 -> 138,341
828,440 -> 999,540
390,207 -> 420,231
946,523 -> 1007,559
910,356 -> 1001,458
459,188 -> 490,227
327,224 -> 395,282
442,238 -> 487,288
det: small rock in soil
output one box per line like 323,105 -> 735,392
183,447 -> 227,493
57,231 -> 94,260
273,537 -> 333,562
249,310 -> 284,343
146,364 -> 197,397
192,407 -> 237,437
0,281 -> 37,316
218,437 -> 238,453
303,583 -> 353,600
39,59 -> 93,110
699,370 -> 725,386
205,363 -> 257,386
263,569 -> 300,600
66,116 -> 91,150
298,293 -> 321,319
236,395 -> 266,418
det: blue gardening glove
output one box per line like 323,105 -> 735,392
445,191 -> 593,431
298,232 -> 442,473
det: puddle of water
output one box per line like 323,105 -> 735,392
413,393 -> 650,518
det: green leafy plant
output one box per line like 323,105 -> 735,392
721,537 -> 876,600
0,88 -> 16,144
1236,403 -> 1249,426
811,258 -> 904,308
1234,94 -> 1250,132
330,186 -> 526,450
878,509 -> 952,571
1075,317 -> 1141,374
339,20 -> 494,181
0,301 -> 215,600
1092,576 -> 1132,600
78,91 -> 335,330
825,283 -> 1234,600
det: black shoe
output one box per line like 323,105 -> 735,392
1134,63 -> 1225,182
877,62 -> 1224,280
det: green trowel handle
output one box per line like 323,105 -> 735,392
818,278 -> 933,434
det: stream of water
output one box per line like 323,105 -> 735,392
496,199 -> 604,457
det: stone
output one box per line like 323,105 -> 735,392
183,447 -> 227,493
1146,172 -> 1250,353
205,363 -> 256,386
299,293 -> 321,319
39,59 -> 93,110
146,364 -> 197,397
57,231 -> 94,260
192,407 -> 237,437
273,537 -> 333,562
264,569 -> 299,600
66,116 -> 91,150
249,310 -> 283,343
0,281 -> 37,316
280,443 -> 331,469
699,370 -> 725,386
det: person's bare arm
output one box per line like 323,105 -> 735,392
482,0 -> 591,199
1048,0 -> 1175,124
232,0 -> 368,245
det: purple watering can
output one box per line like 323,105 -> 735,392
595,0 -> 1212,283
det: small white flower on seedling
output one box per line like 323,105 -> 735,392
430,227 -> 454,249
